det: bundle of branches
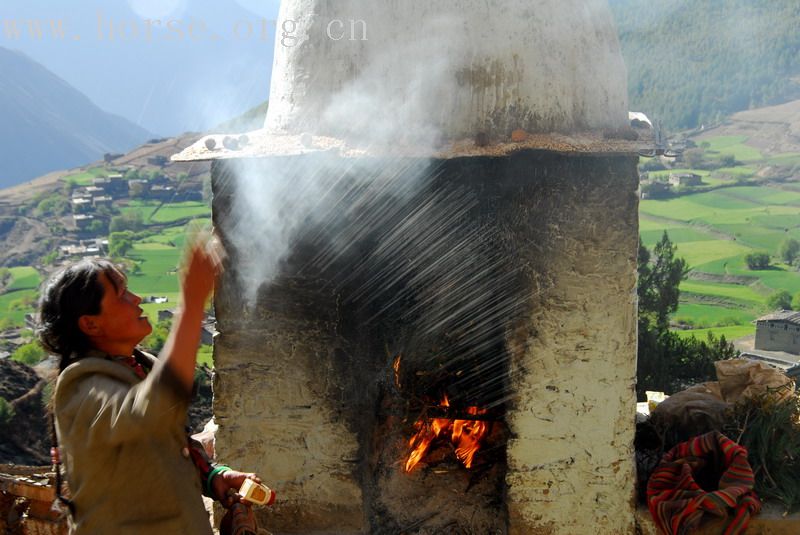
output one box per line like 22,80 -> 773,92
723,386 -> 800,513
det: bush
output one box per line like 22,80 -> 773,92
683,149 -> 707,169
767,290 -> 793,311
779,238 -> 800,265
40,250 -> 58,266
635,232 -> 738,399
12,341 -> 46,366
109,211 -> 144,233
88,219 -> 107,235
141,318 -> 171,354
745,252 -> 771,270
109,231 -> 135,258
34,193 -> 70,217
640,158 -> 667,172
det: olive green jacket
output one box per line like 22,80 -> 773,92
54,350 -> 212,534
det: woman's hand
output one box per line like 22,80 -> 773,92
162,228 -> 226,391
212,469 -> 262,508
181,229 -> 225,309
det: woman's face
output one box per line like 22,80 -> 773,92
85,269 -> 153,349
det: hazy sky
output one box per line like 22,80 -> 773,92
2,0 -> 282,135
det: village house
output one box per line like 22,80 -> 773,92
70,197 -> 92,213
142,296 -> 169,304
149,184 -> 175,200
72,214 -> 94,230
91,195 -> 113,208
640,179 -> 671,199
59,242 -> 102,258
754,310 -> 800,355
127,178 -> 149,196
668,172 -> 702,187
93,176 -> 128,196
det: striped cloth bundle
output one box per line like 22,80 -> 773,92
647,431 -> 761,535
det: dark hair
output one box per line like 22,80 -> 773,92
37,258 -> 120,371
39,258 -> 121,518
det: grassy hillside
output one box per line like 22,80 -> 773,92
610,0 -> 800,130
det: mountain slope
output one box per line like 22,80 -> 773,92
0,47 -> 152,188
610,0 -> 800,131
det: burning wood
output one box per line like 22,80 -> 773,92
404,394 -> 489,473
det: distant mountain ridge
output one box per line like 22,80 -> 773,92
610,0 -> 800,131
0,47 -> 152,189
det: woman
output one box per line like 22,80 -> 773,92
38,233 -> 258,534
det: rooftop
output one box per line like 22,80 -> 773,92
756,310 -> 800,325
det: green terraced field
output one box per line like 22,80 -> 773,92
680,280 -> 766,305
702,135 -> 763,161
0,289 -> 37,326
127,242 -> 182,294
673,303 -> 759,329
197,344 -> 214,367
765,153 -> 800,167
7,267 -> 40,291
711,166 -> 759,178
668,240 -> 751,269
63,167 -> 111,186
641,151 -> 800,341
122,201 -> 210,224
125,221 -> 216,318
673,324 -> 755,341
0,268 -> 41,327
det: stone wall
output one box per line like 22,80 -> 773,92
211,150 -> 639,534
755,321 -> 800,354
500,154 -> 639,534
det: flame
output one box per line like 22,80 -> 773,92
393,355 -> 402,389
404,394 -> 489,473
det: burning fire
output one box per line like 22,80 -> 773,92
393,355 -> 402,389
404,394 -> 489,473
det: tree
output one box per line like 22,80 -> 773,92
745,252 -> 771,270
41,250 -> 58,266
683,149 -> 706,169
779,238 -> 800,265
793,292 -> 800,311
638,232 -> 688,332
109,232 -> 134,259
636,231 -> 736,399
109,212 -> 144,233
88,219 -> 107,235
12,342 -> 46,366
129,181 -> 147,198
34,193 -> 70,217
767,290 -> 793,311
141,318 -> 171,354
640,158 -> 666,172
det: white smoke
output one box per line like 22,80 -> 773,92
224,7 -> 471,303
